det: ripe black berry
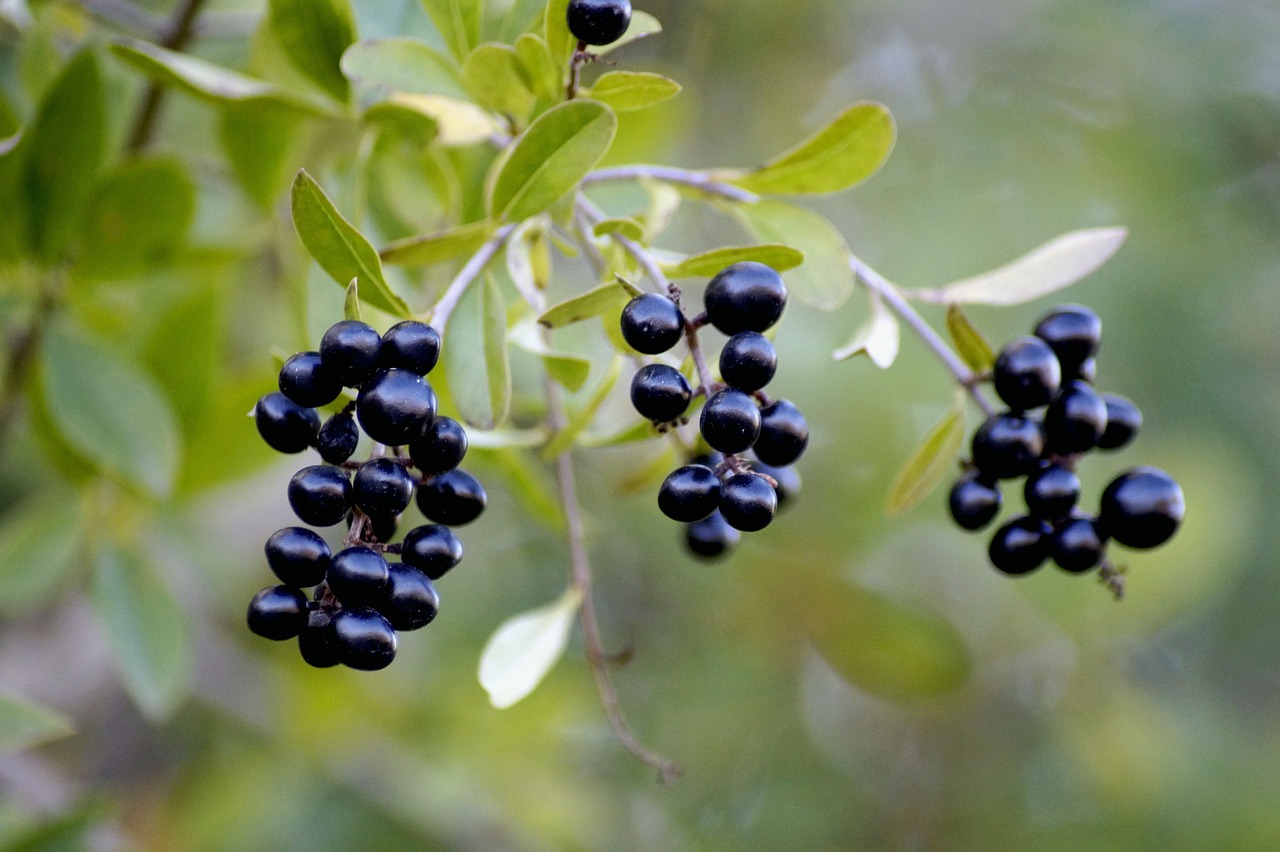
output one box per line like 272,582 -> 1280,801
620,293 -> 685,355
279,351 -> 342,408
970,413 -> 1044,480
753,399 -> 808,466
1100,466 -> 1185,549
327,546 -> 390,606
949,473 -> 1001,531
685,511 -> 740,558
1073,357 -> 1098,384
315,411 -> 360,464
566,0 -> 632,46
719,473 -> 777,532
287,465 -> 351,526
1098,393 -> 1142,451
993,336 -> 1061,411
246,585 -> 310,640
658,464 -> 722,522
264,526 -> 331,587
320,320 -> 383,387
1023,464 -> 1081,521
378,321 -> 441,376
356,369 -> 437,447
699,389 -> 762,454
417,469 -> 487,526
352,458 -> 415,520
401,524 -> 463,580
719,332 -> 777,392
297,611 -> 339,668
1044,380 -> 1108,454
328,607 -> 397,671
1051,515 -> 1107,573
349,510 -> 398,543
255,392 -> 320,454
752,461 -> 801,509
378,563 -> 439,631
703,262 -> 788,335
1034,305 -> 1101,374
630,364 -> 692,423
987,516 -> 1051,575
408,416 -> 468,475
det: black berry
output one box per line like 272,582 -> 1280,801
320,320 -> 383,387
287,465 -> 351,526
328,607 -> 397,671
993,336 -> 1062,411
246,585 -> 310,640
566,0 -> 632,46
264,526 -> 331,587
970,413 -> 1044,480
987,516 -> 1051,575
685,511 -> 740,559
719,332 -> 777,392
356,369 -> 437,447
620,293 -> 684,355
352,457 -> 415,520
279,351 -> 343,408
401,524 -> 463,580
417,469 -> 487,526
630,364 -> 692,423
1073,357 -> 1098,384
349,510 -> 398,543
408,416 -> 468,475
1051,515 -> 1107,573
378,321 -> 441,376
1023,464 -> 1081,521
297,611 -> 339,668
255,392 -> 320,454
752,461 -> 801,509
1098,394 -> 1142,450
703,262 -> 788,335
753,399 -> 808,466
378,563 -> 439,631
699,388 -> 762,454
949,473 -> 1002,531
327,546 -> 390,606
718,473 -> 777,532
658,464 -> 722,522
1044,380 -> 1108,454
1034,305 -> 1101,374
1100,466 -> 1185,549
315,411 -> 360,464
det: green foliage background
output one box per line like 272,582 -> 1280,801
1,0 -> 1278,848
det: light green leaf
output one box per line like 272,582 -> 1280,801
579,418 -> 659,447
445,275 -> 511,430
77,157 -> 195,280
343,278 -> 362,321
885,399 -> 966,516
291,169 -> 413,318
593,10 -> 662,57
663,243 -> 804,279
340,37 -> 466,98
367,93 -> 504,146
588,70 -> 680,112
487,99 -> 617,223
267,0 -> 357,101
463,42 -> 536,121
640,178 -> 681,238
420,0 -> 483,63
0,493 -> 84,615
543,0 -> 574,71
593,216 -> 646,242
508,320 -> 592,392
478,585 -> 584,709
541,355 -> 623,459
731,200 -> 853,310
536,279 -> 630,328
514,33 -> 562,102
467,427 -> 549,449
727,102 -> 895,196
218,104 -> 304,209
381,220 -> 491,266
909,227 -> 1129,306
39,323 -> 181,499
945,304 -> 995,373
92,545 -> 192,719
0,695 -> 74,753
833,290 -> 899,368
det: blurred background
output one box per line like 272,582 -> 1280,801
1,0 -> 1278,848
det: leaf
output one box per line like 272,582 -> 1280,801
266,0 -> 357,101
381,223 -> 491,267
291,169 -> 413,318
731,200 -> 854,310
541,355 -> 623,459
38,323 -> 182,498
0,695 -> 74,753
593,216 -> 646,242
76,157 -> 196,280
343,278 -> 362,321
218,104 -> 304,209
367,93 -> 504,146
487,99 -> 617,223
340,37 -> 466,98
663,243 -> 804,279
0,493 -> 84,616
727,102 -> 895,196
910,227 -> 1129,306
420,0 -> 483,63
945,304 -> 995,373
833,291 -> 900,368
445,274 -> 511,430
514,33 -> 562,102
478,585 -> 584,709
543,0 -> 574,71
92,545 -> 192,719
536,279 -> 630,328
885,400 -> 966,516
508,320 -> 592,392
462,42 -> 536,121
579,418 -> 659,447
466,427 -> 548,449
587,70 -> 681,112
593,10 -> 662,56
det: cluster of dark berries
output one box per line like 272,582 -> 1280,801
948,305 -> 1185,583
248,319 -> 487,670
567,0 -> 632,47
621,262 -> 809,559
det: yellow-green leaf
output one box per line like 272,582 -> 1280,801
593,10 -> 662,57
0,695 -> 74,753
514,33 -> 562,102
380,220 -> 491,266
340,37 -> 466,98
462,42 -> 535,121
588,70 -> 680,112
945,304 -> 996,373
445,274 -> 510,430
885,400 -> 966,516
663,243 -> 804,279
420,0 -> 483,63
266,0 -> 356,101
731,200 -> 853,310
833,290 -> 900,368
367,93 -> 503,146
541,355 -> 623,459
536,279 -> 630,328
593,216 -> 646,242
76,157 -> 195,280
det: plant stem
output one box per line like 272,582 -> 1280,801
0,280 -> 59,464
583,165 -> 760,204
428,224 -> 517,334
566,41 -> 588,100
125,0 -> 208,152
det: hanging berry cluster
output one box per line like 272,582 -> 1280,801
948,305 -> 1185,587
621,262 -> 809,559
248,318 -> 486,670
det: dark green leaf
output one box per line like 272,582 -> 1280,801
0,695 -> 74,753
267,0 -> 357,101
536,279 -> 630,328
340,37 -> 466,98
0,493 -> 84,616
885,399 -> 966,516
731,200 -> 853,310
76,157 -> 196,280
541,355 -> 623,459
588,71 -> 681,112
381,220 -> 491,266
663,243 -> 804,279
420,0 -> 484,63
445,275 -> 510,429
945,304 -> 996,373
462,43 -> 536,121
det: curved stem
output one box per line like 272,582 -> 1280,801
126,0 -> 208,152
428,224 -> 517,334
584,165 -> 760,204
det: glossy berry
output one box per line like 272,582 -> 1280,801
327,546 -> 390,606
328,607 -> 397,671
699,389 -> 762,454
685,511 -> 740,559
288,465 -> 351,526
1098,393 -> 1142,450
719,332 -> 777,392
378,321 -> 441,376
993,336 -> 1061,411
1034,305 -> 1101,373
719,473 -> 777,532
315,411 -> 360,464
620,293 -> 684,354
752,462 -> 800,509
630,364 -> 692,423
704,262 -> 788,335
409,416 -> 468,475
246,585 -> 310,640
970,413 -> 1044,480
1052,515 -> 1107,573
255,392 -> 320,454
264,527 -> 331,587
352,458 -> 415,520
949,474 -> 1002,531
348,509 -> 398,543
1044,380 -> 1108,454
753,399 -> 808,466
1100,466 -> 1185,549
356,369 -> 437,447
566,0 -> 632,46
658,464 -> 722,522
1023,464 -> 1081,521
987,516 -> 1051,575
297,611 -> 339,668
1074,357 -> 1098,385
417,469 -> 487,526
378,563 -> 439,631
279,351 -> 342,408
320,320 -> 383,387
401,524 -> 464,580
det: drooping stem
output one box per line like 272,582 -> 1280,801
126,0 -> 208,152
428,224 -> 517,334
583,165 -> 760,204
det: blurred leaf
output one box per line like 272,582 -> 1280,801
340,37 -> 466,98
142,280 -> 223,429
508,320 -> 591,391
482,448 -> 564,528
593,216 -> 645,242
885,399 -> 965,516
445,275 -> 510,430
910,227 -> 1129,306
421,0 -> 483,63
640,178 -> 681,238
92,544 -> 192,719
487,100 -> 616,223
478,585 -> 583,709
367,93 -> 503,146
514,33 -> 562,102
833,291 -> 900,368
945,304 -> 995,373
39,323 -> 181,499
467,427 -> 548,449
267,0 -> 357,101
588,71 -> 681,112
0,494 -> 83,615
579,418 -> 659,447
663,243 -> 804,279
536,279 -> 629,328
542,0 -> 574,71
731,200 -> 853,310
291,169 -> 413,317
462,43 -> 535,121
541,355 -> 623,459
495,0 -> 549,44
344,278 -> 362,321
218,104 -> 304,209
0,126 -> 22,158
0,695 -> 73,753
594,10 -> 662,57
76,157 -> 195,280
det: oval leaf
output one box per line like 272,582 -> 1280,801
421,0 -> 483,63
514,33 -> 562,102
478,586 -> 584,709
593,216 -> 646,242
536,279 -> 630,328
368,93 -> 504,146
77,157 -> 196,280
381,220 -> 491,266
945,304 -> 995,373
462,43 -> 535,121
663,243 -> 804,279
0,493 -> 84,615
731,200 -> 853,310
885,399 -> 966,516
588,70 -> 681,112
833,291 -> 900,368
444,274 -> 511,430
267,0 -> 356,101
0,695 -> 74,753
340,37 -> 466,98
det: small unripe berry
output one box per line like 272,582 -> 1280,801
718,332 -> 777,392
247,585 -> 310,640
718,473 -> 777,532
658,464 -> 722,522
288,465 -> 351,526
993,336 -> 1061,411
703,262 -> 788,335
255,392 -> 320,454
328,607 -> 397,671
320,320 -> 383,387
699,389 -> 762,454
620,293 -> 685,355
630,364 -> 692,423
417,469 -> 487,526
949,474 -> 1002,531
279,351 -> 342,408
1100,466 -> 1185,549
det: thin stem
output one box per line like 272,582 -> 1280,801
1099,561 -> 1126,600
126,0 -> 208,152
583,165 -> 761,204
566,40 -> 588,100
428,224 -> 517,334
0,280 -> 58,464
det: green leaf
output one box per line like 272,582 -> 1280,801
727,102 -> 895,196
592,216 -> 646,242
833,290 -> 900,368
593,10 -> 662,56
541,355 -> 623,459
514,33 -> 562,102
343,278 -> 362,321
663,243 -> 804,279
445,274 -> 511,430
76,157 -> 196,280
910,227 -> 1129,306
291,169 -> 413,318
340,37 -> 466,98
0,695 -> 74,753
885,400 -> 966,516
366,93 -> 504,146
543,0 -> 574,71
38,323 -> 182,499
487,99 -> 617,223
462,43 -> 536,121
508,320 -> 591,392
731,200 -> 854,310
92,544 -> 192,719
579,418 -> 659,447
587,70 -> 681,112
380,220 -> 491,266
420,0 -> 484,63
945,305 -> 995,373
0,493 -> 84,616
536,279 -> 630,328
218,104 -> 304,209
478,585 -> 583,709
266,0 -> 357,101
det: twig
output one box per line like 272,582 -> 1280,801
125,0 -> 208,152
0,282 -> 58,464
428,224 -> 517,335
583,165 -> 760,204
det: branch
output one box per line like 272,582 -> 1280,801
427,224 -> 517,335
583,165 -> 760,204
125,0 -> 209,152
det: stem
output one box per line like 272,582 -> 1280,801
0,281 -> 58,464
566,40 -> 588,100
1099,561 -> 1126,600
125,0 -> 208,152
428,224 -> 517,334
583,165 -> 760,204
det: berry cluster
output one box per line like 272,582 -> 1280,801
948,305 -> 1185,584
622,262 -> 809,559
248,319 -> 486,670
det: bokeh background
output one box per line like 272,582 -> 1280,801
1,0 -> 1279,848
